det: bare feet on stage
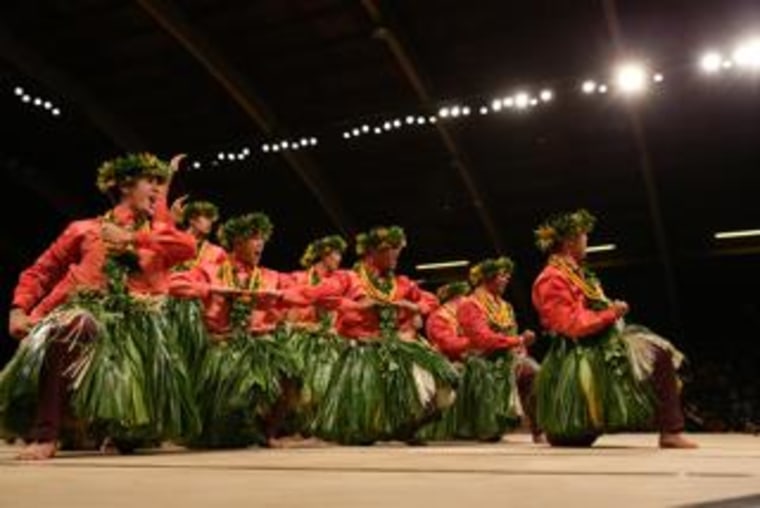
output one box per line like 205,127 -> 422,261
266,435 -> 328,449
16,441 -> 58,460
659,433 -> 699,449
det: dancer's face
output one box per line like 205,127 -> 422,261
234,234 -> 266,266
373,246 -> 402,272
321,250 -> 342,272
189,215 -> 214,237
485,272 -> 511,295
121,177 -> 162,216
564,233 -> 588,261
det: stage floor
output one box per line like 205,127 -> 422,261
0,434 -> 758,508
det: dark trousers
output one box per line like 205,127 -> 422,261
650,346 -> 685,433
515,357 -> 541,436
28,339 -> 77,442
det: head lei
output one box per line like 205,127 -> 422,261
534,209 -> 597,253
355,226 -> 406,256
300,235 -> 348,268
436,281 -> 471,303
469,257 -> 515,286
96,153 -> 170,194
182,200 -> 220,226
217,212 -> 273,250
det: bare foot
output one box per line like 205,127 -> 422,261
532,433 -> 547,444
16,441 -> 57,461
99,438 -> 120,455
659,433 -> 698,449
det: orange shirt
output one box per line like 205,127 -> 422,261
532,258 -> 618,340
13,204 -> 196,321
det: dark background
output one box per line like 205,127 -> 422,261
1,0 -> 759,429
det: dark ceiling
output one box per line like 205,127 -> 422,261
1,0 -> 759,361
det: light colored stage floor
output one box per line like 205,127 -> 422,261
0,433 -> 758,508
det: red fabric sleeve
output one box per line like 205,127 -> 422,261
426,312 -> 470,360
457,299 -> 521,351
134,223 -> 196,268
12,222 -> 85,313
168,267 -> 212,299
532,273 -> 618,340
410,286 -> 440,316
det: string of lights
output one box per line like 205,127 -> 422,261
8,34 -> 760,172
11,85 -> 61,117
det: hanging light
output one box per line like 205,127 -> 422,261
503,97 -> 515,108
428,116 -> 437,123
383,121 -> 392,130
540,89 -> 553,102
615,62 -> 648,94
700,51 -> 723,73
450,106 -> 461,117
13,86 -> 23,96
352,128 -> 360,136
361,125 -> 370,133
309,137 -> 318,146
217,152 -> 225,160
242,147 -> 251,156
393,119 -> 402,128
192,161 -> 201,169
51,108 -> 61,116
405,115 -> 415,124
514,92 -> 530,109
653,73 -> 664,82
33,97 -> 42,106
438,107 -> 450,118
733,38 -> 760,69
416,116 -> 426,124
342,132 -> 351,139
491,99 -> 502,112
582,80 -> 597,94
262,144 -> 270,152
462,106 -> 471,116
374,127 -> 382,134
479,106 -> 489,115
597,84 -> 609,94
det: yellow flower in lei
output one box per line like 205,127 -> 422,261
357,262 -> 397,303
549,255 -> 608,304
474,288 -> 516,332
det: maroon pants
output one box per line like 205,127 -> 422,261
28,317 -> 95,443
650,345 -> 685,433
515,358 -> 541,437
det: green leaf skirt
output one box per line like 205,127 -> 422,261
283,327 -> 346,432
311,336 -> 458,445
418,351 -> 521,442
0,296 -> 200,443
188,330 -> 299,448
535,327 -> 656,444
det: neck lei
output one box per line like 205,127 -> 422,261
549,254 -> 608,304
473,287 -> 516,333
101,208 -> 150,294
221,258 -> 262,291
357,262 -> 397,302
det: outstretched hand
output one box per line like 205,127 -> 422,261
170,195 -> 189,225
9,308 -> 33,340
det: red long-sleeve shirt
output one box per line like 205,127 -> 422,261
425,298 -> 470,360
532,262 -> 619,340
169,254 -> 293,335
285,268 -> 354,327
335,267 -> 438,340
13,204 -> 196,321
456,292 -> 522,353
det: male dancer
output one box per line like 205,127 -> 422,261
532,209 -> 696,448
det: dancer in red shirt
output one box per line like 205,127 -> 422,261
169,213 -> 300,448
532,209 -> 696,448
1,153 -> 197,460
313,226 -> 457,445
